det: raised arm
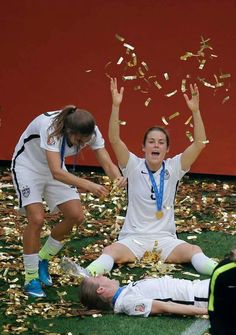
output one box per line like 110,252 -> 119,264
150,300 -> 208,316
181,83 -> 207,171
109,78 -> 130,168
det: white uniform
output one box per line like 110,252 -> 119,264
11,110 -> 104,214
117,152 -> 188,260
114,276 -> 209,317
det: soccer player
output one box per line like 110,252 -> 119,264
61,78 -> 217,278
79,275 -> 209,317
11,105 -> 125,298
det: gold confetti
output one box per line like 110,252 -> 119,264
161,117 -> 169,126
154,81 -> 162,89
165,89 -> 177,97
180,52 -> 194,61
184,115 -> 193,125
183,272 -> 200,278
138,67 -> 145,76
144,97 -> 152,107
141,61 -> 149,71
85,69 -> 92,73
199,59 -> 206,70
123,42 -> 135,50
133,85 -> 141,91
181,79 -> 187,92
115,33 -> 125,42
197,140 -> 210,144
117,57 -> 124,65
127,53 -> 137,67
219,73 -> 231,79
168,112 -> 180,120
186,131 -> 194,142
222,96 -> 230,104
104,61 -> 112,69
118,120 -> 126,125
122,75 -> 137,81
164,72 -> 169,80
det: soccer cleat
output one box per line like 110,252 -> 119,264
24,278 -> 46,298
39,259 -> 53,286
60,257 -> 90,277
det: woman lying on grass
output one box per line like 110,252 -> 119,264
79,275 -> 209,317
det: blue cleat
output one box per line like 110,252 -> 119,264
39,259 -> 53,286
24,278 -> 46,298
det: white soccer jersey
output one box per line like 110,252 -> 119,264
114,276 -> 209,317
119,152 -> 187,237
11,110 -> 105,174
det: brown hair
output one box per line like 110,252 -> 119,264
229,249 -> 236,262
143,126 -> 170,147
79,278 -> 113,311
48,105 -> 95,142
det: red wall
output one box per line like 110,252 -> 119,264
0,0 -> 235,175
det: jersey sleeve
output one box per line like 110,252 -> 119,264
120,152 -> 140,178
40,123 -> 61,152
115,295 -> 153,317
90,126 -> 105,150
168,153 -> 188,180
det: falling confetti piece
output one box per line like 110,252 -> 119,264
186,131 -> 194,142
144,97 -> 152,107
117,57 -> 124,65
154,81 -> 162,89
115,33 -> 125,42
168,112 -> 180,120
164,72 -> 169,80
199,59 -> 206,70
184,115 -> 193,125
123,42 -> 135,50
222,96 -> 230,104
122,75 -> 137,81
161,116 -> 169,125
181,79 -> 187,92
118,120 -> 126,125
85,69 -> 92,73
141,61 -> 149,71
219,73 -> 231,79
165,89 -> 177,97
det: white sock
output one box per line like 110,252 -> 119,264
86,254 -> 114,276
191,252 -> 218,275
23,253 -> 39,283
39,235 -> 64,261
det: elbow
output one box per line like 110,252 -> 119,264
50,169 -> 63,181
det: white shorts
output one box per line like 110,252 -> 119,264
12,165 -> 80,215
116,234 -> 186,261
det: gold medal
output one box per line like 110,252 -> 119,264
156,211 -> 164,220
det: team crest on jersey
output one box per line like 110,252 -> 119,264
47,137 -> 56,146
22,185 -> 30,198
164,169 -> 170,180
134,303 -> 145,313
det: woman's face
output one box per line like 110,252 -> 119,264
143,130 -> 169,168
68,133 -> 95,148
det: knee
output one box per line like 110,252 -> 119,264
191,244 -> 202,255
66,210 -> 84,228
27,213 -> 45,231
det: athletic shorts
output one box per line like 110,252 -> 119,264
116,233 -> 186,261
12,165 -> 80,215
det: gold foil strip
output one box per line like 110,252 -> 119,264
138,67 -> 145,76
118,120 -> 126,125
122,75 -> 137,81
154,81 -> 162,89
123,42 -> 135,50
219,73 -> 231,79
104,61 -> 112,69
222,96 -> 230,104
127,53 -> 137,67
180,52 -> 194,61
199,59 -> 206,70
197,140 -> 210,144
168,112 -> 180,120
161,116 -> 169,125
115,34 -> 125,42
186,131 -> 194,142
184,115 -> 192,125
141,61 -> 149,71
85,69 -> 92,73
134,85 -> 141,91
144,97 -> 152,107
181,79 -> 187,92
164,73 -> 169,80
165,89 -> 177,97
117,57 -> 124,65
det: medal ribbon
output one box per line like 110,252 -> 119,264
145,161 -> 165,213
112,286 -> 127,306
60,136 -> 79,171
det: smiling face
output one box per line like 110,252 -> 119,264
143,129 -> 169,170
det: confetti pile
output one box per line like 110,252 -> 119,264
0,168 -> 235,333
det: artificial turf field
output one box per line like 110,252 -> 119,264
0,166 -> 235,335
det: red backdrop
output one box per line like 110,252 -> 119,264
0,0 -> 235,175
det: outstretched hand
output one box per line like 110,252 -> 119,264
183,83 -> 200,113
110,78 -> 124,107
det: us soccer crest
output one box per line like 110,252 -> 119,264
134,303 -> 145,313
22,185 -> 30,198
